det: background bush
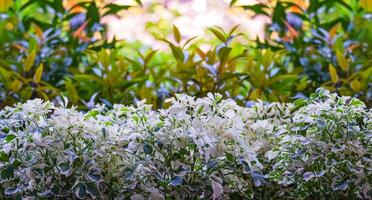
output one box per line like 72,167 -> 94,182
0,89 -> 370,199
0,0 -> 371,109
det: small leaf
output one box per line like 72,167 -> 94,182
360,0 -> 372,12
294,98 -> 307,108
230,0 -> 238,6
4,187 -> 19,195
329,64 -> 339,83
64,78 -> 79,104
333,182 -> 349,191
5,134 -> 16,143
74,183 -> 87,199
241,4 -> 269,16
336,50 -> 349,72
1,165 -> 14,180
57,162 -> 71,176
209,27 -> 226,43
143,144 -> 153,154
212,180 -> 224,199
0,0 -> 13,12
169,176 -> 183,186
24,50 -> 36,72
173,25 -> 181,43
218,46 -> 232,61
87,172 -> 102,183
10,79 -> 22,92
144,50 -> 158,63
86,182 -> 99,199
169,43 -> 184,62
207,160 -> 218,169
34,64 -> 43,83
350,79 -> 361,92
103,4 -> 130,16
0,151 -> 9,162
329,23 -> 339,40
135,0 -> 143,7
303,172 -> 315,182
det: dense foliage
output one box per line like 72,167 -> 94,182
0,0 -> 371,109
0,89 -> 371,199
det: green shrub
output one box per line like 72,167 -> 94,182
1,0 -> 371,109
0,89 -> 370,199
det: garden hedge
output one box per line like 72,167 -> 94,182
0,89 -> 370,199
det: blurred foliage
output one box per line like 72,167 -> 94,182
232,0 -> 372,105
0,0 -> 139,107
0,0 -> 371,109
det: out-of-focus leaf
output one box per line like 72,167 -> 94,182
329,64 -> 339,83
0,0 -> 13,12
218,47 -> 232,61
250,88 -> 262,99
34,64 -> 43,83
135,0 -> 143,7
73,20 -> 90,41
329,23 -> 339,40
173,25 -> 181,43
209,27 -> 226,43
103,4 -> 130,17
11,79 -> 22,92
24,50 -> 36,72
350,79 -> 361,92
65,78 -> 79,104
336,50 -> 349,72
230,0 -> 238,6
241,4 -> 269,16
74,183 -> 87,199
169,176 -> 183,186
169,43 -> 184,62
145,50 -> 158,63
360,0 -> 372,12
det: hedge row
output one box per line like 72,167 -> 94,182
0,89 -> 371,199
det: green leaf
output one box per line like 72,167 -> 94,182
5,134 -> 16,143
143,144 -> 153,154
135,0 -> 143,7
74,183 -> 87,199
1,165 -> 14,179
64,78 -> 79,104
86,182 -> 99,199
0,151 -> 9,162
336,50 -> 349,72
173,25 -> 182,43
329,64 -> 339,83
0,67 -> 12,90
24,50 -> 36,72
86,2 -> 100,25
294,98 -> 307,108
209,27 -> 226,43
103,4 -> 131,17
0,0 -> 13,12
11,79 -> 22,92
360,0 -> 372,12
34,64 -> 43,83
230,0 -> 238,6
169,43 -> 184,62
145,50 -> 158,63
242,4 -> 269,16
350,79 -> 361,92
218,47 -> 232,61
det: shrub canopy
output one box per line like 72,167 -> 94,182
0,89 -> 370,199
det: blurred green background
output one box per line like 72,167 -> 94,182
0,0 -> 371,109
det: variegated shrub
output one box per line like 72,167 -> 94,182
0,89 -> 371,199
